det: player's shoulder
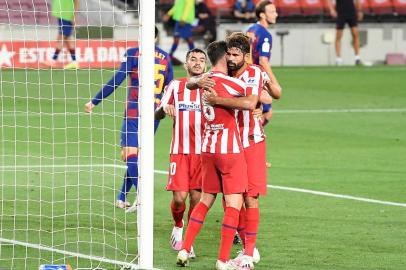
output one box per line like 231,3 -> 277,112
155,46 -> 171,60
246,64 -> 264,73
211,72 -> 245,88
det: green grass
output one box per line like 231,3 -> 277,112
1,66 -> 406,270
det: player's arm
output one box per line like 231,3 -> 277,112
355,0 -> 363,20
203,88 -> 259,110
85,54 -> 132,113
327,0 -> 337,17
259,56 -> 281,99
186,73 -> 215,90
73,0 -> 80,24
155,82 -> 175,120
259,89 -> 273,104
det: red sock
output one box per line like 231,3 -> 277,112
170,200 -> 186,228
218,207 -> 240,262
182,202 -> 209,252
237,206 -> 246,247
187,204 -> 195,222
244,207 -> 260,257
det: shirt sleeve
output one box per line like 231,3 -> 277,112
244,66 -> 263,96
91,49 -> 134,105
158,81 -> 175,109
258,32 -> 272,59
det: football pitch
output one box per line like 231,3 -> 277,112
1,65 -> 406,270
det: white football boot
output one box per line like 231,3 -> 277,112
170,220 -> 184,251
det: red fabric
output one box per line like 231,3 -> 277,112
182,202 -> 209,252
244,208 -> 260,257
393,0 -> 406,14
275,0 -> 302,16
166,154 -> 202,192
201,152 -> 248,195
244,141 -> 267,196
218,207 -> 240,262
300,0 -> 324,15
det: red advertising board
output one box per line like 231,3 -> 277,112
0,40 -> 138,69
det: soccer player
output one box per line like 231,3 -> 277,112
45,0 -> 80,69
203,32 -> 272,269
327,0 -> 363,65
84,27 -> 173,210
155,48 -> 207,253
176,41 -> 248,270
247,0 -> 282,167
163,0 -> 195,65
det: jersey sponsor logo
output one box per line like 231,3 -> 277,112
205,123 -> 224,131
178,102 -> 201,112
246,77 -> 259,87
261,38 -> 270,53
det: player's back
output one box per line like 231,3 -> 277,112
201,72 -> 246,154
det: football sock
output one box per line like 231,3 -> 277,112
171,199 -> 186,228
218,207 -> 239,262
117,170 -> 133,201
237,206 -> 246,247
69,49 -> 76,61
187,204 -> 195,222
187,39 -> 195,50
52,48 -> 61,60
126,155 -> 138,189
182,202 -> 208,252
244,207 -> 260,257
170,37 -> 180,56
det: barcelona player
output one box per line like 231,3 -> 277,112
84,27 -> 173,210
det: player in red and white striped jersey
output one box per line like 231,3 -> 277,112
203,33 -> 275,269
177,41 -> 249,270
156,48 -> 207,253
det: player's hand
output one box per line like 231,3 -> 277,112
197,74 -> 216,90
164,104 -> 176,118
260,89 -> 273,104
163,14 -> 171,22
202,88 -> 218,106
330,9 -> 337,18
84,101 -> 95,113
252,106 -> 263,120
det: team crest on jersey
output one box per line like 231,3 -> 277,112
178,102 -> 201,112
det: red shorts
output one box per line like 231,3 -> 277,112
201,152 -> 248,195
166,154 -> 202,192
244,141 -> 267,196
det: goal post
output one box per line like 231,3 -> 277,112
0,0 -> 156,269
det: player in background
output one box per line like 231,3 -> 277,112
203,32 -> 272,269
176,41 -> 248,270
155,49 -> 207,254
163,0 -> 195,64
84,27 -> 173,210
327,0 -> 363,65
45,0 -> 80,69
247,0 -> 282,167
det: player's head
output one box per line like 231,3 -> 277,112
256,0 -> 278,25
226,32 -> 250,71
206,40 -> 228,66
185,48 -> 207,76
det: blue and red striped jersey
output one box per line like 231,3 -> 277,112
92,46 -> 174,119
246,23 -> 273,65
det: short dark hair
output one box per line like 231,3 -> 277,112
226,32 -> 250,54
186,48 -> 207,61
206,41 -> 227,66
155,26 -> 159,38
255,0 -> 273,19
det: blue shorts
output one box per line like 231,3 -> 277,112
57,18 -> 73,37
263,103 -> 272,113
174,22 -> 193,39
121,119 -> 160,147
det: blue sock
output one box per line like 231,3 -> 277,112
187,40 -> 195,50
126,155 -> 139,190
117,170 -> 133,201
170,41 -> 179,56
69,49 -> 76,61
52,48 -> 60,60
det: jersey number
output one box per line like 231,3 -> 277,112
154,64 -> 166,95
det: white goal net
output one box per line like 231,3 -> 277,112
0,0 -> 155,269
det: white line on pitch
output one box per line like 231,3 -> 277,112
1,108 -> 406,117
2,164 -> 405,208
0,238 -> 163,270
